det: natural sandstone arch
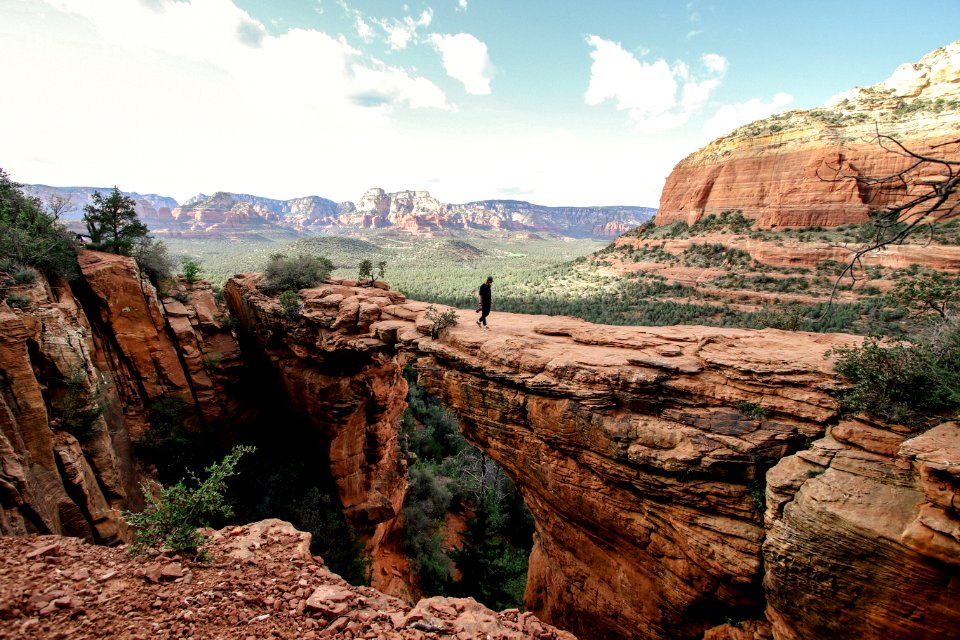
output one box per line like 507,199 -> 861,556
224,275 -> 960,640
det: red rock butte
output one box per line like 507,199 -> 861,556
657,42 -> 960,229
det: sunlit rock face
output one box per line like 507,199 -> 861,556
0,251 -> 243,543
657,42 -> 960,229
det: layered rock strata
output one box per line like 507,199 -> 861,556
224,277 -> 960,639
658,42 -> 960,228
764,420 -> 960,639
0,251 -> 244,542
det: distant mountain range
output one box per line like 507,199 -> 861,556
25,184 -> 655,240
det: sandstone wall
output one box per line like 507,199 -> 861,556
0,251 -> 244,543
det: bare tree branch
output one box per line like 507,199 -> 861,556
823,133 -> 960,305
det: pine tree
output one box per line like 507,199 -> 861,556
83,187 -> 149,255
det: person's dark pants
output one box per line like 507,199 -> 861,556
479,305 -> 490,326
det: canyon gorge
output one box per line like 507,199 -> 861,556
4,39 -> 960,640
1,251 -> 957,639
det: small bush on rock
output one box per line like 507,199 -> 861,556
278,290 -> 300,318
425,306 -> 458,339
261,253 -> 333,293
125,444 -> 255,557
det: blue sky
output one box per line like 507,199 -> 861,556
1,0 -> 957,207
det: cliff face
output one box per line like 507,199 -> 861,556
223,278 -> 960,640
658,42 -> 960,228
222,275 -> 415,586
0,251 -> 245,542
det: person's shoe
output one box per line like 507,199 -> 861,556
476,319 -> 482,328
483,325 -> 490,331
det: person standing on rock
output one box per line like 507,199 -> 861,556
476,276 -> 493,330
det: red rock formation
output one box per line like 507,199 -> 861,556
223,276 -> 415,592
764,420 -> 960,639
658,43 -> 960,228
224,277 -> 953,639
0,251 -> 245,542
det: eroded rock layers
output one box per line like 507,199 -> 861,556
658,42 -> 960,228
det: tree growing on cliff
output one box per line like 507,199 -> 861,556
83,187 -> 150,255
0,168 -> 79,279
358,259 -> 373,285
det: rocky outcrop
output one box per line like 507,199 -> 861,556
222,275 -> 416,588
0,251 -> 245,542
0,519 -> 575,639
223,277 -> 959,639
658,42 -> 960,228
764,420 -> 960,639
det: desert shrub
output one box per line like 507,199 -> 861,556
832,325 -> 960,425
261,253 -> 333,293
132,237 -> 176,283
124,444 -> 255,556
11,266 -> 37,285
278,290 -> 300,318
4,294 -> 30,309
737,401 -> 768,419
424,305 -> 458,338
682,243 -> 754,268
181,258 -> 203,284
57,368 -> 105,442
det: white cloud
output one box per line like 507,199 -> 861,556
457,0 -> 468,11
584,35 -> 725,132
703,92 -> 794,138
0,0 -> 451,201
429,33 -> 493,95
702,53 -> 727,74
355,15 -> 374,41
373,9 -> 433,51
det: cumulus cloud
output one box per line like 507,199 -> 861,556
703,92 -> 794,138
584,35 -> 726,131
429,33 -> 493,95
457,0 -> 468,11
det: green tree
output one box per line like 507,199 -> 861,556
888,272 -> 960,320
377,260 -> 387,282
83,187 -> 149,255
181,258 -> 204,284
358,259 -> 373,284
0,168 -> 79,279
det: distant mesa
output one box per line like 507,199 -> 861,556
27,183 -> 656,241
657,40 -> 960,229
